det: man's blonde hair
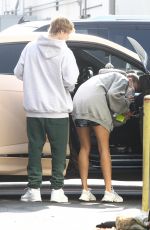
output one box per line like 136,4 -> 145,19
49,17 -> 74,35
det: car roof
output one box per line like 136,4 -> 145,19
0,31 -> 140,61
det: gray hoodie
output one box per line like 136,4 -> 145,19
72,72 -> 130,132
14,34 -> 79,118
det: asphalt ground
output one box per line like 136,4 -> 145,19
0,179 -> 147,230
0,196 -> 143,230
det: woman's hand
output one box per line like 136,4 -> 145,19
124,111 -> 134,120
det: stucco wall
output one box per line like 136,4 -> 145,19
1,0 -> 150,20
115,0 -> 150,15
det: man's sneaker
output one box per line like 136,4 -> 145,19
79,189 -> 96,201
21,188 -> 42,202
101,189 -> 123,203
50,188 -> 68,203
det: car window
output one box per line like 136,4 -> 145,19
0,42 -> 27,75
0,40 -> 144,78
35,25 -> 49,32
78,48 -> 141,73
70,45 -> 144,87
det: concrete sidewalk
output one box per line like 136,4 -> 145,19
0,194 -> 145,230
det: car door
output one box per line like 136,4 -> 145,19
67,39 -> 146,181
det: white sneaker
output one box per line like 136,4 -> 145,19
21,188 -> 42,202
101,189 -> 123,203
79,189 -> 96,201
50,188 -> 68,203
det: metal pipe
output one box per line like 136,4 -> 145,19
23,0 -> 79,14
84,0 -> 87,17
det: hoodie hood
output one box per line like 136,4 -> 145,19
37,34 -> 67,59
99,63 -> 127,76
99,68 -> 127,76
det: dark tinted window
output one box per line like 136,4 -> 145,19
0,42 -> 27,75
109,28 -> 150,55
0,39 -> 144,77
70,44 -> 144,90
80,47 -> 142,72
74,21 -> 150,56
35,25 -> 49,32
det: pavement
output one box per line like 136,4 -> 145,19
0,179 -> 148,230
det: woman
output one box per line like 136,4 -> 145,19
72,67 -> 139,202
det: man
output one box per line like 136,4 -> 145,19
14,16 -> 79,203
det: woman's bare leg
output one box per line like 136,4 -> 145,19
93,125 -> 112,192
76,127 -> 91,190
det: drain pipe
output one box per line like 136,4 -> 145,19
15,0 -> 24,15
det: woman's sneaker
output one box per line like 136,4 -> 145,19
101,189 -> 123,203
21,188 -> 42,202
50,188 -> 68,203
79,189 -> 96,201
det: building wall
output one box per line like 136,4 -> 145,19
24,1 -> 81,20
23,0 -> 111,19
22,0 -> 81,19
1,0 -> 150,30
0,0 -> 110,19
0,15 -> 20,30
115,0 -> 150,15
85,0 -> 110,18
1,0 -> 150,18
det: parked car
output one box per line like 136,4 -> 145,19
0,31 -> 149,182
2,18 -> 150,57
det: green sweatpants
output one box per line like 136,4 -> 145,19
26,117 -> 69,189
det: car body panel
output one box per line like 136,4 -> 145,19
0,75 -> 70,176
0,157 -> 69,176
